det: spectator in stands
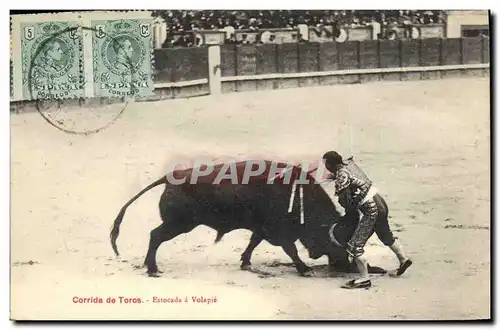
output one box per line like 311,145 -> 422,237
225,33 -> 237,44
240,34 -> 250,44
399,11 -> 412,38
367,16 -> 381,40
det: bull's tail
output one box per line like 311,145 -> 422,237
110,176 -> 168,257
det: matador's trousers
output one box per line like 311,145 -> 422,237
346,194 -> 396,258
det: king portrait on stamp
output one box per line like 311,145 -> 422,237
111,37 -> 136,73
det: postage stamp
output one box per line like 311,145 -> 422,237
20,20 -> 84,100
11,11 -> 154,134
91,18 -> 154,98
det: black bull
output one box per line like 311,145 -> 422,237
110,160 -> 385,277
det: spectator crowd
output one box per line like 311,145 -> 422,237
152,10 -> 447,47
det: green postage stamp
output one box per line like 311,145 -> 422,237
20,20 -> 84,100
11,12 -> 154,101
91,19 -> 154,98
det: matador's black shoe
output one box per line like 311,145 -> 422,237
396,259 -> 413,276
341,279 -> 372,289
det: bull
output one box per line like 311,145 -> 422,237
110,160 -> 384,277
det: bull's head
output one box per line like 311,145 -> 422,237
293,169 -> 358,259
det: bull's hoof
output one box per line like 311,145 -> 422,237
148,272 -> 162,278
329,262 -> 351,272
299,266 -> 315,277
147,266 -> 164,277
301,269 -> 315,277
368,264 -> 387,275
343,262 -> 387,274
240,264 -> 252,271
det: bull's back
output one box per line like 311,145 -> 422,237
161,180 -> 273,231
161,161 -> 340,245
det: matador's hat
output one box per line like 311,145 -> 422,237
322,150 -> 348,168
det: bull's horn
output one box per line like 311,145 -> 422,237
329,223 -> 343,247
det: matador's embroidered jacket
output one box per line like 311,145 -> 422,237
334,166 -> 372,211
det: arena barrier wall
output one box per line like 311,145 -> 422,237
10,36 -> 489,111
136,36 -> 490,98
216,36 -> 489,94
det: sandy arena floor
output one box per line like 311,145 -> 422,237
10,77 -> 490,320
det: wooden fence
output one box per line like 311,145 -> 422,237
154,36 -> 489,85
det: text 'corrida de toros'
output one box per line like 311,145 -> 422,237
72,295 -> 218,304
